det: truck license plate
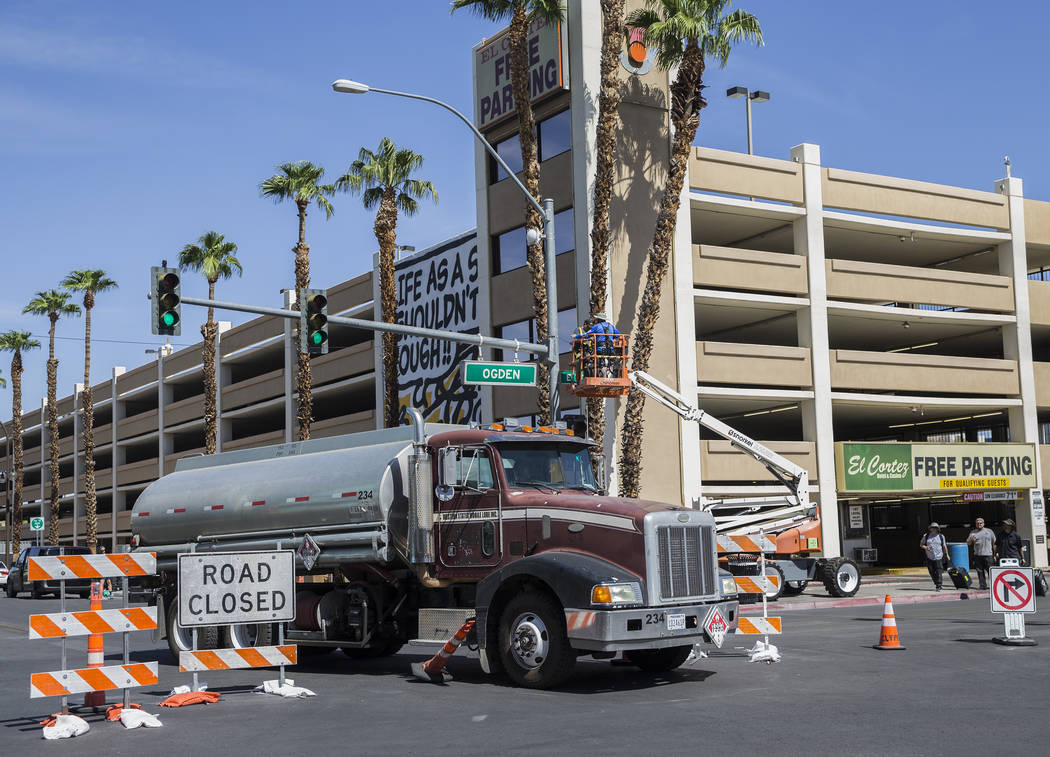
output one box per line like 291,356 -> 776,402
666,614 -> 686,631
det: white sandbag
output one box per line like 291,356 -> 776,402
255,678 -> 315,698
42,714 -> 89,740
120,709 -> 163,729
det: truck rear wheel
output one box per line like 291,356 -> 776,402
166,597 -> 219,661
498,591 -> 575,689
224,622 -> 273,649
624,645 -> 692,672
822,557 -> 861,598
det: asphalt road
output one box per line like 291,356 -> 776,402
0,592 -> 1045,756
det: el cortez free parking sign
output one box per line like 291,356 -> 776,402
178,551 -> 295,627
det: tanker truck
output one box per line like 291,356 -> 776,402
131,409 -> 739,689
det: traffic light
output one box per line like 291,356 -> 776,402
151,266 -> 181,336
299,288 -> 328,356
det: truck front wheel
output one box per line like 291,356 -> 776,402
498,591 -> 575,689
624,645 -> 693,672
822,557 -> 861,598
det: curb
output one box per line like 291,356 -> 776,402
741,589 -> 989,614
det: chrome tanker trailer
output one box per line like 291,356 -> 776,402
132,409 -> 739,689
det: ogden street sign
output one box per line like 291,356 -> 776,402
462,360 -> 537,387
834,442 -> 1037,493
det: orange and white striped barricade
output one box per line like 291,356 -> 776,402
27,552 -> 158,715
179,646 -> 298,671
733,572 -> 781,597
735,617 -> 783,635
717,534 -> 777,554
739,533 -> 781,664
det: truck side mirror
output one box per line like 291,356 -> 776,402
436,446 -> 461,501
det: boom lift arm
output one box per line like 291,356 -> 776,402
627,371 -> 809,509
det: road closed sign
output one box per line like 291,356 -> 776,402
177,551 -> 295,627
990,566 -> 1036,614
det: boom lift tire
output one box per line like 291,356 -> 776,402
781,580 -> 808,597
498,591 -> 576,689
765,563 -> 786,602
624,645 -> 693,672
821,557 -> 861,598
166,597 -> 219,661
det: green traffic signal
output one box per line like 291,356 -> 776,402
298,288 -> 329,356
151,265 -> 181,336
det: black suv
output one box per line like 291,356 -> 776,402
6,545 -> 93,598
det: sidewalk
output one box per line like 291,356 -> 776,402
741,572 -> 989,614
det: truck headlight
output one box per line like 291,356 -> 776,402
591,582 -> 643,607
720,575 -> 738,597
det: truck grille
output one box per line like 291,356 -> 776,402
655,524 -> 715,601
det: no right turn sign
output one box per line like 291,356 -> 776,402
990,567 -> 1036,613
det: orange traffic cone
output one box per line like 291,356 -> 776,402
411,620 -> 475,683
873,594 -> 906,650
83,581 -> 106,706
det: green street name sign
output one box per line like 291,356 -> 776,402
462,361 -> 536,386
29,517 -> 44,531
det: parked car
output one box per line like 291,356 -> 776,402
0,560 -> 8,588
6,546 -> 93,598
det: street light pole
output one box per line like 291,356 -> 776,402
332,79 -> 560,423
726,86 -> 770,156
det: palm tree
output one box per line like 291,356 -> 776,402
0,331 -> 40,557
618,0 -> 762,497
338,139 -> 437,428
260,161 -> 335,441
587,0 -> 626,467
23,291 -> 81,545
62,270 -> 117,554
451,0 -> 565,424
178,232 -> 243,456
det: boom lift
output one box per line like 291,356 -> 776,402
628,370 -> 861,599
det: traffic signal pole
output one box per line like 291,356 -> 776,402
162,294 -> 551,358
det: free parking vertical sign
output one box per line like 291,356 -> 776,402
990,567 -> 1036,613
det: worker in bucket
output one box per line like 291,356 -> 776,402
920,522 -> 949,591
572,316 -> 598,377
584,312 -> 622,377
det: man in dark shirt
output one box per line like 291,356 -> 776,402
995,519 -> 1024,563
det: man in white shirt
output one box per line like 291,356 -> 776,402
920,522 -> 948,591
966,517 -> 995,589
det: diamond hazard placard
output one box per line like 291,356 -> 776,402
704,607 -> 729,648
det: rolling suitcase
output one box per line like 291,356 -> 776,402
947,566 -> 971,590
1034,569 -> 1048,597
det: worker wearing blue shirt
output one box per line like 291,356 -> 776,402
586,313 -> 622,376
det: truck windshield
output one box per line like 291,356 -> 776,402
497,443 -> 597,492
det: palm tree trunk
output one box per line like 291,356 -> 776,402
10,351 -> 23,557
82,292 -> 98,553
618,46 -> 706,499
509,4 -> 550,425
587,0 -> 626,469
202,280 -> 218,455
375,189 -> 400,428
46,316 -> 60,546
294,200 -> 313,440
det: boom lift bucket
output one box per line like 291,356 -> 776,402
567,333 -> 631,398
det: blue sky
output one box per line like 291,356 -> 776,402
1,0 -> 1047,413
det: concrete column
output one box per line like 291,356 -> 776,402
791,143 -> 841,558
110,366 -> 124,551
674,154 -> 701,507
283,290 -> 296,442
995,175 -> 1046,567
215,321 -> 231,453
72,383 -> 83,545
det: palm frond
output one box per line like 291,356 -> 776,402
24,289 -> 81,318
62,269 -> 118,294
0,330 -> 41,352
178,231 -> 243,283
450,0 -> 516,22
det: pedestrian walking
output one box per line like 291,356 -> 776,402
920,522 -> 950,591
966,517 -> 995,589
99,544 -> 113,598
995,518 -> 1025,564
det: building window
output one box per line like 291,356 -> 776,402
976,428 -> 994,443
488,109 -> 571,184
495,306 -> 577,360
492,207 -> 574,274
